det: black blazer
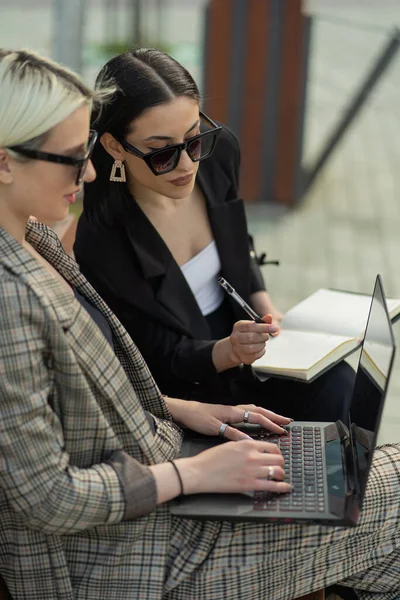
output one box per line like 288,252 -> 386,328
74,127 -> 267,398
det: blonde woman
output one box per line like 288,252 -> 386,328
0,49 -> 399,600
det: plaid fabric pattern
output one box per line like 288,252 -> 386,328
0,222 -> 399,599
165,444 -> 400,600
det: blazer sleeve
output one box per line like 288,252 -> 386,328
218,126 -> 267,294
77,261 -> 220,392
0,279 -> 157,535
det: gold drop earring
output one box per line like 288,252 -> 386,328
110,159 -> 126,182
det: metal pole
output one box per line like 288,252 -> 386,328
155,0 -> 163,45
132,0 -> 143,45
52,0 -> 86,74
105,0 -> 119,43
305,28 -> 400,191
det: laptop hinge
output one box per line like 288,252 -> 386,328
334,420 -> 359,496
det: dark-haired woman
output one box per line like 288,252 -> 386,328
75,48 -> 356,424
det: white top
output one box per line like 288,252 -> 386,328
180,240 -> 224,316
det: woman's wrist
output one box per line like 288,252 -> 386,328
163,396 -> 198,427
149,457 -> 204,504
212,337 -> 242,373
172,457 -> 204,495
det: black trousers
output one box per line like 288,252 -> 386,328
232,361 -> 356,423
184,361 -> 365,427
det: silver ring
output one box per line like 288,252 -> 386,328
243,410 -> 249,424
267,467 -> 275,480
219,423 -> 228,439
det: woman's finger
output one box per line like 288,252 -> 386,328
258,465 -> 285,480
240,342 -> 268,355
221,424 -> 252,442
249,413 -> 287,434
222,406 -> 288,432
257,407 -> 293,423
256,453 -> 285,468
254,440 -> 282,454
253,480 -> 293,493
238,331 -> 272,344
236,328 -> 279,344
234,320 -> 271,333
238,405 -> 293,425
228,405 -> 286,434
221,404 -> 263,426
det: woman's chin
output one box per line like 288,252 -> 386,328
33,207 -> 70,228
165,181 -> 196,200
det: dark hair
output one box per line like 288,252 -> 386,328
83,48 -> 200,227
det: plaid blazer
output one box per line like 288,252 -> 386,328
1,223 -> 400,600
0,222 -> 185,599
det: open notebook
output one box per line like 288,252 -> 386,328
252,288 -> 400,382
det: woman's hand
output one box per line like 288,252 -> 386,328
164,397 -> 292,438
229,315 -> 279,364
150,436 -> 292,503
153,399 -> 293,502
176,439 -> 292,495
212,315 -> 279,372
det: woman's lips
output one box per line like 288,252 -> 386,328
64,193 -> 77,204
169,173 -> 193,187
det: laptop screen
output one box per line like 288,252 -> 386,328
349,275 -> 396,498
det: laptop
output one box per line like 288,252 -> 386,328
171,275 -> 396,526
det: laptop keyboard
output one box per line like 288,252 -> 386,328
253,425 -> 327,513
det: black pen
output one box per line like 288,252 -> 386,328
217,277 -> 273,332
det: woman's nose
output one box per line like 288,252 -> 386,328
177,149 -> 193,171
83,159 -> 96,183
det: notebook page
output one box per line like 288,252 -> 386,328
253,329 -> 356,372
282,289 -> 377,339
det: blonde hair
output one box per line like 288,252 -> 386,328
0,49 -> 112,156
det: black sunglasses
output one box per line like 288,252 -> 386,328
116,112 -> 222,176
8,130 -> 98,185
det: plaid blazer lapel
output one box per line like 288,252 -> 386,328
25,221 -> 172,423
0,226 -> 75,332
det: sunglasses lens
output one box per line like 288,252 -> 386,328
77,159 -> 88,184
188,132 -> 215,162
77,132 -> 97,184
150,148 -> 179,173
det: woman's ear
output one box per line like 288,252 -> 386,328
0,150 -> 13,185
100,133 -> 125,161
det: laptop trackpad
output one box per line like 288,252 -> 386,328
180,424 -> 263,459
180,436 -> 225,458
